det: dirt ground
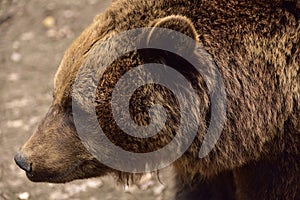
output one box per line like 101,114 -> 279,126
0,1 -> 176,199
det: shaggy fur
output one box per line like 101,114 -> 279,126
16,0 -> 299,199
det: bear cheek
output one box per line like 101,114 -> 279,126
17,106 -> 95,182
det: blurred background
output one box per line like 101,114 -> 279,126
0,0 -> 175,199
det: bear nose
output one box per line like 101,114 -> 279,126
14,152 -> 32,173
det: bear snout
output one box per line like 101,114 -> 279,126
14,151 -> 32,173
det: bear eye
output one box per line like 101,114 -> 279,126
65,102 -> 73,117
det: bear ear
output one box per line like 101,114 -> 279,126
147,15 -> 199,53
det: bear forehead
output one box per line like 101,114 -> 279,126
53,17 -> 116,106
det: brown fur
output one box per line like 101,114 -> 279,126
16,0 -> 299,199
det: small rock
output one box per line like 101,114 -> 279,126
5,98 -> 29,109
8,73 -> 19,81
58,26 -> 74,38
48,183 -> 55,187
140,173 -> 152,183
50,191 -> 69,200
7,120 -> 23,128
139,180 -> 154,190
64,184 -> 87,195
124,185 -> 138,193
124,185 -> 131,193
153,185 -> 165,196
11,52 -> 22,62
86,179 -> 103,189
29,116 -> 40,125
46,26 -> 73,39
17,192 -> 30,200
138,173 -> 154,190
20,31 -> 35,41
43,16 -> 56,28
46,28 -> 57,38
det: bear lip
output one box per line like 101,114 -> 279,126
25,160 -> 86,183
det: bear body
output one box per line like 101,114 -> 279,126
15,0 -> 299,199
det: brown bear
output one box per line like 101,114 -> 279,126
14,0 -> 299,199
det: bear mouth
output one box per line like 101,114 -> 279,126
25,160 -> 86,183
